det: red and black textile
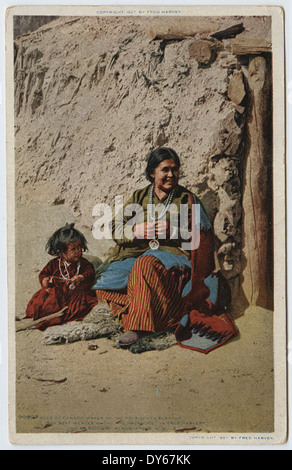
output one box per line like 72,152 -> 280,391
175,193 -> 239,354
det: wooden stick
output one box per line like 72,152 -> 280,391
16,307 -> 68,332
146,18 -> 221,41
231,38 -> 272,55
211,23 -> 245,40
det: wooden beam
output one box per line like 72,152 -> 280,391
188,40 -> 217,65
146,18 -> 220,41
211,22 -> 245,40
241,56 -> 273,309
231,38 -> 272,55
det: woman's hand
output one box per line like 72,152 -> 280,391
155,221 -> 177,239
133,221 -> 176,240
155,221 -> 169,238
134,222 -> 156,240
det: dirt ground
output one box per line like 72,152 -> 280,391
12,202 -> 274,440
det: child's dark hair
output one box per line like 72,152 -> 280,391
46,223 -> 88,256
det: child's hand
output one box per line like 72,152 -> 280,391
42,277 -> 52,288
70,274 -> 84,286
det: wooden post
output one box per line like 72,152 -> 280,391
241,55 -> 273,309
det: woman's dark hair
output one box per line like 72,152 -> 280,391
145,147 -> 181,182
46,223 -> 88,256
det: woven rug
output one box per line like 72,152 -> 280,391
175,309 -> 239,354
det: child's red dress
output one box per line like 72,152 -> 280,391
26,257 -> 98,330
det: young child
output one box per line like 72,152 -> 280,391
25,223 -> 98,330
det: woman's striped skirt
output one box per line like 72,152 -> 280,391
95,254 -> 191,332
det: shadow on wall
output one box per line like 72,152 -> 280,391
14,16 -> 60,37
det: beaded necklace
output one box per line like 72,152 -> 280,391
149,183 -> 175,221
58,258 -> 81,290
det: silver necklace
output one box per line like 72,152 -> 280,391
149,184 -> 175,221
58,259 -> 81,290
148,184 -> 175,250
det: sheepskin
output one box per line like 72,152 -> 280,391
44,304 -> 177,353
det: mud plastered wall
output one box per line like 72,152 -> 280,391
14,16 -> 272,314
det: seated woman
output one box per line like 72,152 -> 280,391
93,147 -> 215,346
